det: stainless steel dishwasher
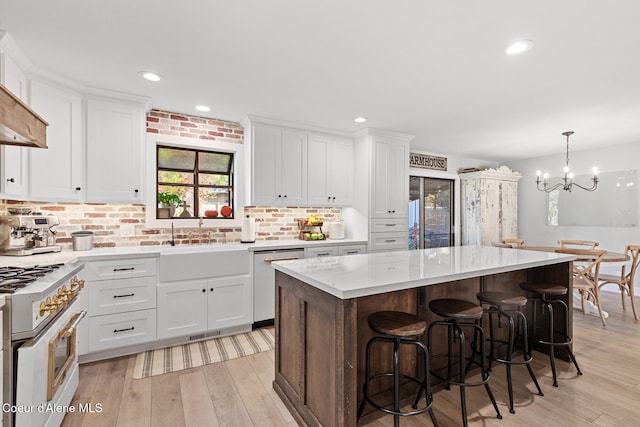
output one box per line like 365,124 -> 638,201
253,248 -> 305,325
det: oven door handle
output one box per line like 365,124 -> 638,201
66,310 -> 87,334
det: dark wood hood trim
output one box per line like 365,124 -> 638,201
0,83 -> 48,148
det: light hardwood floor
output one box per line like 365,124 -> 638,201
62,291 -> 640,427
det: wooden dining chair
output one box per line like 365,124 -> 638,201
502,238 -> 524,247
558,240 -> 599,250
598,245 -> 640,320
556,248 -> 608,326
491,242 -> 513,248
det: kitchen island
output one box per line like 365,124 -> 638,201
271,246 -> 576,427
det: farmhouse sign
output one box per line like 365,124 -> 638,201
409,152 -> 447,171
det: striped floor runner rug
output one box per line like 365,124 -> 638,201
133,328 -> 274,379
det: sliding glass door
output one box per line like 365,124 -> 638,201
409,177 -> 454,249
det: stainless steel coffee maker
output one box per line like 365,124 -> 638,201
0,212 -> 62,256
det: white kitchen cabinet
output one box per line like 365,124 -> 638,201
307,133 -> 353,206
371,135 -> 409,218
86,96 -> 145,203
252,123 -> 307,205
459,166 -> 522,246
354,129 -> 413,252
304,246 -> 339,258
28,79 -> 83,201
0,49 -> 29,199
157,275 -> 252,339
84,257 -> 158,353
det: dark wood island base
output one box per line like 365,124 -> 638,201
273,257 -> 573,427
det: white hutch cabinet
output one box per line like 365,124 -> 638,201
459,166 -> 522,246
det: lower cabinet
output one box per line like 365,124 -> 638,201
83,257 -> 158,354
88,309 -> 156,352
157,275 -> 252,340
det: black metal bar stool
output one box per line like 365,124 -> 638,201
474,291 -> 544,414
519,282 -> 583,387
357,311 -> 438,427
425,299 -> 502,427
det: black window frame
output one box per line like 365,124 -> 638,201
156,144 -> 234,219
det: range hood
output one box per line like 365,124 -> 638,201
0,83 -> 48,148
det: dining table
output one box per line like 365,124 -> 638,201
519,246 -> 630,262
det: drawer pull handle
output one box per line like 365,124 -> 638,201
113,293 -> 135,299
114,326 -> 134,333
317,252 -> 331,256
385,239 -> 397,243
113,267 -> 135,272
264,256 -> 300,263
346,250 -> 359,254
385,224 -> 396,227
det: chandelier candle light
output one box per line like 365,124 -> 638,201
536,131 -> 599,192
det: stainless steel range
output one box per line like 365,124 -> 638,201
1,261 -> 86,427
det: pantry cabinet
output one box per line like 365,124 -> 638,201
459,166 -> 522,246
354,129 -> 413,252
85,96 -> 145,203
157,276 -> 252,339
252,123 -> 308,206
307,133 -> 353,206
28,79 -> 84,201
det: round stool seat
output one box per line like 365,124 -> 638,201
519,282 -> 568,295
429,298 -> 483,319
476,291 -> 527,307
368,311 -> 426,337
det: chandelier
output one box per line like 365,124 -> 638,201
536,131 -> 599,193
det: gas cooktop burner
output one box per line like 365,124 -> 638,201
0,263 -> 64,293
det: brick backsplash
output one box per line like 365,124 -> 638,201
0,110 -> 342,248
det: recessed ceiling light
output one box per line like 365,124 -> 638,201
139,71 -> 162,82
354,117 -> 367,123
195,105 -> 211,112
505,40 -> 534,55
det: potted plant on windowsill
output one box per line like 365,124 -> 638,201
157,192 -> 182,218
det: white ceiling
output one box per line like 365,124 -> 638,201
1,0 -> 639,162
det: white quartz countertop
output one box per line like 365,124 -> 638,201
0,238 -> 367,267
271,246 -> 577,299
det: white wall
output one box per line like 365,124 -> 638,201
505,140 -> 640,290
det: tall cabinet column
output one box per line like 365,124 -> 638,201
459,166 -> 522,246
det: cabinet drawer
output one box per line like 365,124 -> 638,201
338,245 -> 367,256
89,276 -> 157,316
88,309 -> 156,352
86,257 -> 158,281
369,233 -> 408,252
305,246 -> 339,258
370,219 -> 407,233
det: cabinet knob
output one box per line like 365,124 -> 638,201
210,288 -> 214,292
328,196 -> 331,200
278,195 -> 282,198
283,195 -> 287,198
6,178 -> 14,183
388,210 -> 392,213
392,210 -> 395,213
75,187 -> 82,191
134,189 -> 139,193
332,197 -> 336,200
202,289 -> 206,293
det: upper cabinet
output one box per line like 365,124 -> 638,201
252,123 -> 307,206
370,133 -> 409,219
0,49 -> 29,199
85,96 -> 144,203
307,133 -> 353,206
28,79 -> 84,202
245,118 -> 354,207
